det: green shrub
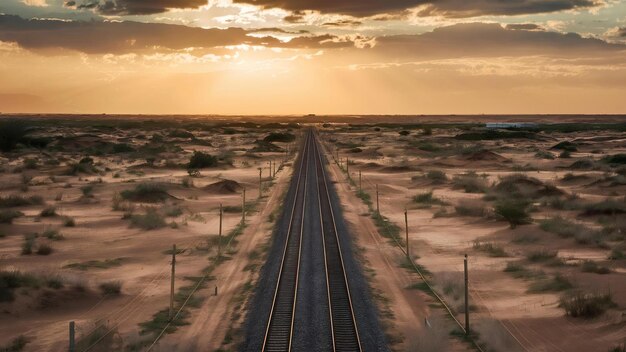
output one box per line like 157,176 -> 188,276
551,141 -> 578,151
602,154 -> 626,165
455,200 -> 486,217
534,150 -> 554,159
0,195 -> 44,208
0,270 -> 41,302
62,216 -> 76,227
494,199 -> 531,228
36,244 -> 53,255
130,208 -> 166,230
413,191 -> 445,206
527,249 -> 557,262
559,292 -> 615,318
188,151 -> 218,169
121,183 -> 169,203
452,172 -> 488,193
528,274 -> 573,293
426,170 -> 447,184
472,241 -> 507,257
264,132 -> 295,143
539,217 -> 599,244
40,206 -> 57,217
80,185 -> 94,197
99,281 -> 122,295
0,335 -> 30,351
0,210 -> 24,224
581,260 -> 611,274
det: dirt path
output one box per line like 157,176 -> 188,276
157,164 -> 293,351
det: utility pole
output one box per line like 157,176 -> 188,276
242,187 -> 246,223
359,170 -> 362,191
405,209 -> 409,259
69,321 -> 75,352
258,167 -> 262,199
218,203 -> 223,259
376,184 -> 380,214
464,254 -> 470,335
169,244 -> 176,321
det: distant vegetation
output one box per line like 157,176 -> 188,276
264,132 -> 295,143
188,151 -> 218,169
121,183 -> 169,203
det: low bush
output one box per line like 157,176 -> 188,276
581,260 -> 611,274
539,217 -> 600,244
452,172 -> 488,193
264,132 -> 295,143
62,216 -> 76,227
188,151 -> 218,169
0,209 -> 24,224
42,228 -> 63,241
426,170 -> 447,184
412,191 -> 446,206
0,270 -> 41,302
559,292 -> 615,318
0,335 -> 30,351
36,244 -> 53,255
455,200 -> 486,217
602,154 -> 626,165
80,185 -> 94,197
130,208 -> 166,230
39,206 -> 57,217
121,183 -> 169,203
472,241 -> 507,257
527,249 -> 558,262
528,274 -> 573,293
0,195 -> 44,208
494,199 -> 531,228
99,281 -> 122,295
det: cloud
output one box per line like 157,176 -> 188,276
371,23 -> 625,60
0,14 -> 354,54
233,0 -> 604,18
67,0 -> 207,16
505,23 -> 543,31
22,0 -> 48,7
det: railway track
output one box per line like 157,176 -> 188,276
262,129 -> 362,352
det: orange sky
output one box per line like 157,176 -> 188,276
0,0 -> 625,114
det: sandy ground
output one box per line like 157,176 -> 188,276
319,124 -> 626,351
0,119 -> 298,351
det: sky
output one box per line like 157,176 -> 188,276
0,0 -> 625,115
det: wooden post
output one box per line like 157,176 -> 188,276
405,209 -> 409,259
464,254 -> 470,335
69,321 -> 75,352
359,170 -> 362,191
346,157 -> 349,178
242,188 -> 246,223
169,244 -> 176,321
376,184 -> 380,214
214,286 -> 218,296
218,203 -> 223,258
258,167 -> 262,199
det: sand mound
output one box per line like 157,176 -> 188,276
205,179 -> 242,194
464,150 -> 509,162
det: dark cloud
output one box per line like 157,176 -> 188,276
505,23 -> 543,31
415,0 -> 601,18
373,23 -> 624,59
323,19 -> 362,27
233,0 -> 602,18
0,14 -> 351,54
67,0 -> 207,16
